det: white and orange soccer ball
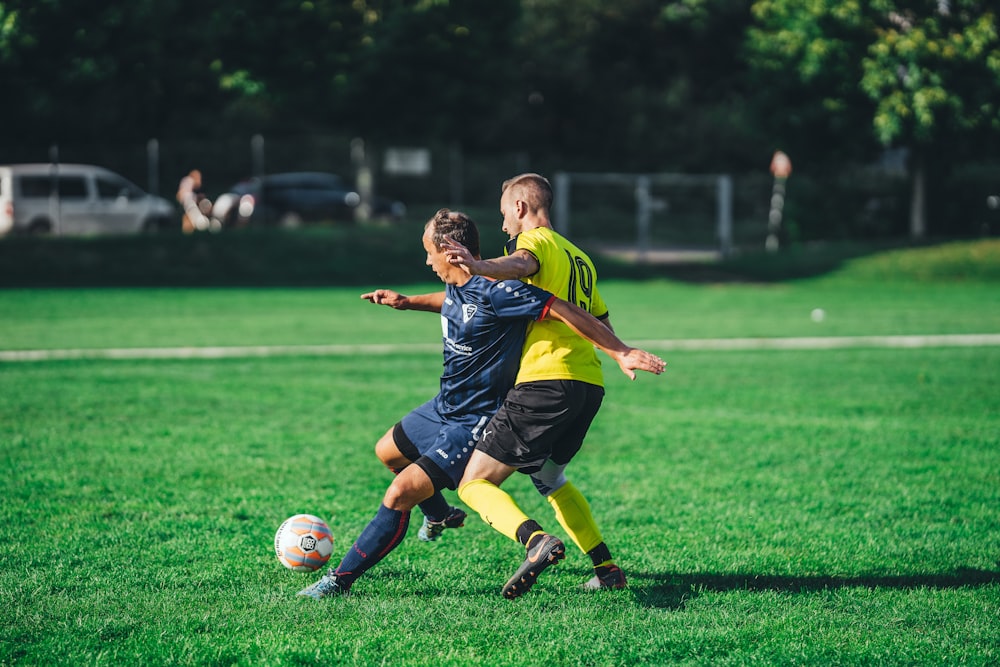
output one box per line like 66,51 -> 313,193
274,514 -> 334,571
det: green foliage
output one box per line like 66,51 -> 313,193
708,238 -> 1000,283
0,226 -> 432,288
0,3 -> 18,59
1,1 -> 998,241
747,0 -> 1000,150
745,0 -> 878,163
345,0 -> 520,146
0,0 -> 520,144
513,0 -> 758,166
831,237 -> 1000,282
4,229 -> 1000,289
860,1 -> 1000,145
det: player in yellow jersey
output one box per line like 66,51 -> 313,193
445,173 -> 655,598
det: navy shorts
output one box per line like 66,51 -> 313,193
394,398 -> 492,490
477,380 -> 604,474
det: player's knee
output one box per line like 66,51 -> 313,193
374,427 -> 403,468
530,461 -> 568,497
382,483 -> 408,510
382,474 -> 434,512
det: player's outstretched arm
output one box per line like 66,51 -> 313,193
441,236 -> 539,279
360,289 -> 445,312
546,299 -> 665,380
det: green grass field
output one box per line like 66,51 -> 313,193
2,241 -> 998,665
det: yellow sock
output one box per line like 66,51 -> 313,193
546,481 -> 603,554
458,479 -> 530,544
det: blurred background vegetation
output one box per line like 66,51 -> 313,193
1,0 -> 999,256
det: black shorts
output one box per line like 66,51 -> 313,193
477,380 -> 604,474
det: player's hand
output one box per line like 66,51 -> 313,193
614,348 -> 666,380
441,236 -> 476,275
360,289 -> 408,309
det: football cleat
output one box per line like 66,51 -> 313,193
582,564 -> 627,590
297,571 -> 348,600
502,533 -> 565,599
417,506 -> 467,542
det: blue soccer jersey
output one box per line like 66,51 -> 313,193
434,275 -> 555,419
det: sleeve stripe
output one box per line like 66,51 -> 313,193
538,295 -> 557,321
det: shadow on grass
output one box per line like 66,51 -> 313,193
631,569 -> 1000,609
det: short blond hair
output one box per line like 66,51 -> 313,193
501,173 -> 553,212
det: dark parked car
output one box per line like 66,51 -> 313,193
211,172 -> 405,228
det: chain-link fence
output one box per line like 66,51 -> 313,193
5,135 -> 998,249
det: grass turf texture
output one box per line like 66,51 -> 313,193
2,241 -> 998,665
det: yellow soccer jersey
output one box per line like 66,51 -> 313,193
506,226 -> 608,387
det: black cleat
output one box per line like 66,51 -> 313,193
502,533 -> 565,599
582,564 -> 627,590
418,506 -> 467,542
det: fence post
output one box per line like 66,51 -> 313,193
449,142 -> 463,207
251,134 -> 265,178
554,171 -> 570,236
717,174 -> 733,257
635,175 -> 651,263
146,139 -> 159,196
49,145 -> 61,236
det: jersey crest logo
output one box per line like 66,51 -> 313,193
462,304 -> 477,323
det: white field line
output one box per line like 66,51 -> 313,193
633,333 -> 1000,351
0,343 -> 440,362
1,334 -> 999,362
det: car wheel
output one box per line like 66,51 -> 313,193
27,219 -> 52,235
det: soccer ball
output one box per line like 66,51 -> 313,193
274,514 -> 334,571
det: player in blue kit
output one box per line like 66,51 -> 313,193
298,209 -> 664,599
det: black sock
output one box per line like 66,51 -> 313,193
587,542 -> 613,568
417,491 -> 451,523
516,520 -> 545,547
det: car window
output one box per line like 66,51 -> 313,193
97,176 -> 137,200
19,176 -> 54,198
58,176 -> 88,200
17,175 -> 88,199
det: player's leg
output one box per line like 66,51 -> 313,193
542,478 -> 624,589
376,406 -> 465,536
458,448 -> 524,542
298,463 -> 435,599
531,461 -> 604,555
459,383 -> 574,598
532,383 -> 625,590
459,449 -> 565,599
333,464 -> 433,582
458,381 -> 568,544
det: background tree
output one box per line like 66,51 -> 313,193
2,0 -> 997,238
508,0 -> 758,170
746,0 -> 1000,238
0,0 -> 241,141
339,0 -> 520,148
860,1 -> 1000,237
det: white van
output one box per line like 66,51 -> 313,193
0,163 -> 176,236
